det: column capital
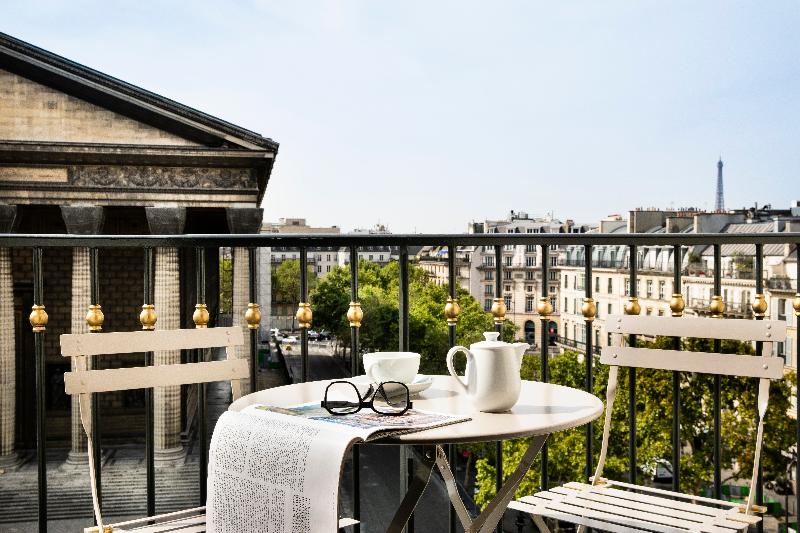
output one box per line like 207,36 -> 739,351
61,205 -> 104,235
145,207 -> 186,235
0,204 -> 18,233
226,207 -> 263,234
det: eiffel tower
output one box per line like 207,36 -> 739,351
715,158 -> 725,212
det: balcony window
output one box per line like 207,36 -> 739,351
525,297 -> 534,313
504,270 -> 512,280
607,278 -> 613,293
526,245 -> 536,253
485,256 -> 494,267
526,271 -> 535,281
504,296 -> 512,311
485,271 -> 494,280
549,271 -> 558,281
550,256 -> 557,266
505,256 -> 512,266
525,256 -> 536,267
484,285 -> 494,296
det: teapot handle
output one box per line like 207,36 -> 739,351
446,346 -> 471,394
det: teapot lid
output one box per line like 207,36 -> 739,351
471,331 -> 507,348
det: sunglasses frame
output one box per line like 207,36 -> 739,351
320,380 -> 413,416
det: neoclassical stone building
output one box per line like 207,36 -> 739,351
0,32 -> 277,466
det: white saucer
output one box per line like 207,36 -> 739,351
348,374 -> 433,398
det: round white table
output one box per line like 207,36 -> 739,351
230,375 -> 603,444
229,376 -> 603,533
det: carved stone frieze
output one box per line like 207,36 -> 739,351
68,165 -> 256,189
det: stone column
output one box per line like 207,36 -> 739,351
227,208 -> 264,393
0,204 -> 17,469
257,247 -> 272,343
146,207 -> 186,464
61,206 -> 105,465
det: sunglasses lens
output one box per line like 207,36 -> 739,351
324,382 -> 361,414
373,382 -> 410,415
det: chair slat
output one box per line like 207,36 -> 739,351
509,500 -> 653,533
606,315 -> 785,342
600,346 -> 782,378
65,359 -> 248,395
61,327 -> 244,357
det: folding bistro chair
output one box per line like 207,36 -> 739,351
62,326 -> 247,532
509,314 -> 786,533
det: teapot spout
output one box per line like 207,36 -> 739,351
513,342 -> 529,367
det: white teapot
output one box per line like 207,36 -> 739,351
446,332 -> 529,412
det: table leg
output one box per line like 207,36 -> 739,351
386,445 -> 437,533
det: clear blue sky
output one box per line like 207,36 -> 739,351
5,2 -> 799,233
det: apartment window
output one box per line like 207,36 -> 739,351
595,277 -> 600,293
564,297 -> 568,313
504,270 -> 512,280
505,256 -> 513,267
379,255 -> 384,261
595,330 -> 601,348
326,265 -> 331,273
549,285 -> 556,294
658,308 -> 665,316
646,307 -> 652,316
646,280 -> 653,298
317,265 -> 322,273
526,271 -> 535,281
608,303 -> 612,315
550,256 -> 557,266
607,278 -> 613,294
327,254 -> 331,261
525,256 -> 536,267
525,297 -> 534,313
564,274 -> 569,286
485,256 -> 495,267
369,254 -> 374,261
549,271 -> 558,281
526,245 -> 536,253
505,244 -> 514,251
778,299 -> 787,321
484,299 -> 492,312
504,296 -> 512,311
658,280 -> 665,300
281,254 -> 286,261
486,270 -> 494,280
550,297 -> 557,312
526,285 -> 533,293
625,279 -> 630,296
577,274 -> 585,291
504,284 -> 512,293
484,285 -> 494,296
317,254 -> 322,261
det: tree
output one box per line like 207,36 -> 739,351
272,260 -> 317,329
474,338 -> 797,513
309,261 -> 517,373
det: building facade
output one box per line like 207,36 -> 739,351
0,33 -> 277,466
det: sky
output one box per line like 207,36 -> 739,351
4,1 -> 799,233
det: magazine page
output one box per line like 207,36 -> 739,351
248,402 -> 470,442
206,409 -> 353,533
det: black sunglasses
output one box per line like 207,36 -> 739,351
320,380 -> 412,416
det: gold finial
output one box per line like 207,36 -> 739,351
669,294 -> 685,317
347,301 -> 363,328
85,304 -> 104,332
246,303 -> 262,330
793,293 -> 800,317
29,304 -> 48,332
752,294 -> 767,318
624,296 -> 641,316
87,526 -> 113,533
581,298 -> 596,322
444,296 -> 461,326
193,303 -> 209,328
709,295 -> 725,318
491,297 -> 506,324
139,304 -> 157,330
537,297 -> 553,319
295,302 -> 311,329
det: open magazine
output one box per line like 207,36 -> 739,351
206,399 -> 469,532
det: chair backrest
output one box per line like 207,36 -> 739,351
62,326 -> 247,397
600,315 -> 786,379
60,326 -> 247,530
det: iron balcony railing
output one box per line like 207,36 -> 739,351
689,298 -> 754,318
555,336 -> 602,355
0,231 -> 798,533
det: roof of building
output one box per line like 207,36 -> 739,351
0,32 -> 278,152
700,222 -> 787,256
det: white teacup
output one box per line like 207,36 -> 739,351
363,352 -> 420,384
